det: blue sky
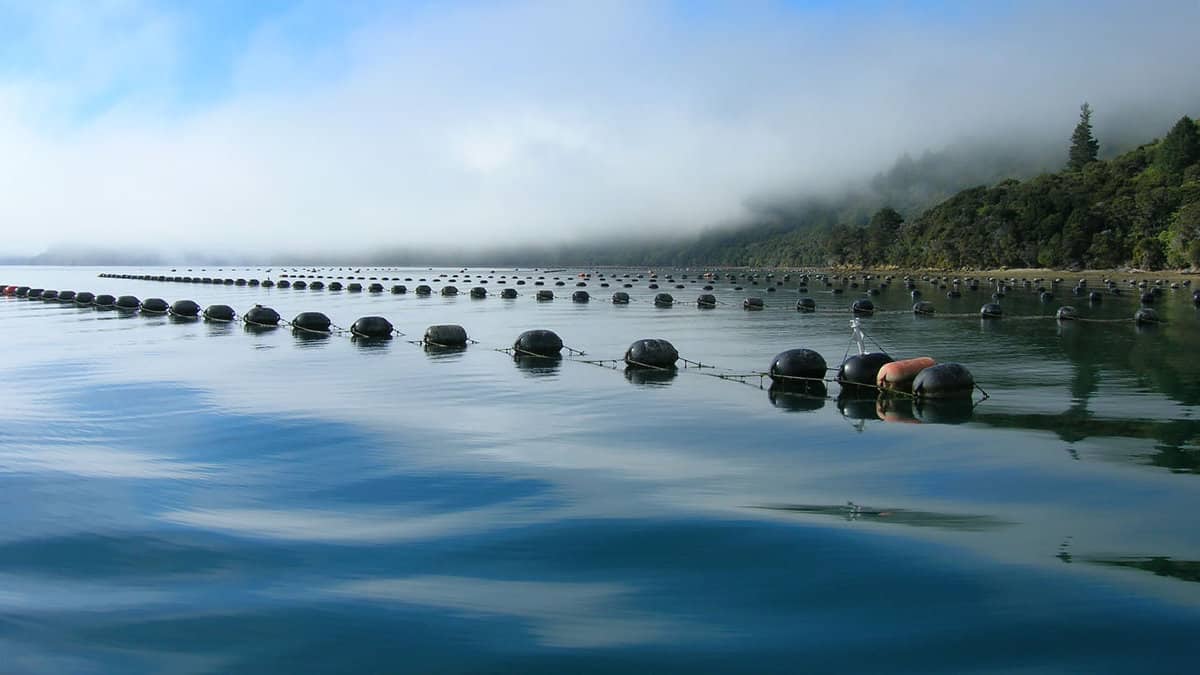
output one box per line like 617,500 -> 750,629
0,1 -> 1197,257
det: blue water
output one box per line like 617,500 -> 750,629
2,266 -> 1199,673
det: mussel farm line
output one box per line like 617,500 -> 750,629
5,278 -> 1024,415
89,268 -> 1197,322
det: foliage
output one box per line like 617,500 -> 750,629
1067,102 -> 1101,171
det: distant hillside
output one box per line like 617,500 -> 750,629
684,115 -> 1200,271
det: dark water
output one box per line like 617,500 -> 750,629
2,266 -> 1199,674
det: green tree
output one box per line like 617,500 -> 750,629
1068,102 -> 1100,170
1156,115 -> 1200,175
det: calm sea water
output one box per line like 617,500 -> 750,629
2,265 -> 1199,674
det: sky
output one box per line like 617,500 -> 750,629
0,0 -> 1198,260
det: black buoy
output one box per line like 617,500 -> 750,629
1140,291 -> 1154,305
851,298 -> 874,316
912,363 -> 976,399
470,286 -> 487,298
625,338 -> 678,369
262,279 -> 275,288
415,285 -> 432,296
425,324 -> 468,347
392,284 -> 408,294
1134,308 -> 1160,325
1089,291 -> 1102,303
612,291 -> 631,304
292,311 -> 331,333
327,281 -> 342,291
572,290 -> 590,303
440,285 -> 457,296
141,298 -> 169,313
369,283 -> 385,293
292,280 -> 307,290
744,297 -> 764,310
980,303 -> 1002,319
501,288 -> 518,299
837,352 -> 893,390
1039,291 -> 1054,302
913,301 -> 935,315
115,295 -> 140,310
58,290 -> 77,302
203,304 -> 236,321
309,281 -> 325,290
244,305 -> 281,326
697,293 -> 717,308
654,293 -> 674,307
351,316 -> 394,338
277,280 -> 291,289
514,329 -> 563,356
347,283 -> 363,292
40,290 -> 59,300
768,348 -> 827,387
1055,306 -> 1078,321
536,290 -> 554,301
170,299 -> 200,317
796,298 -> 816,312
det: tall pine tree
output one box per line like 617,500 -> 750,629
1067,102 -> 1100,170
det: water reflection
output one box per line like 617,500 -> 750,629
423,344 -> 467,360
1085,556 -> 1200,583
836,393 -> 879,421
767,383 -> 827,412
624,366 -> 677,386
352,336 -> 393,352
755,502 -> 1011,532
913,397 -> 975,425
513,354 -> 561,377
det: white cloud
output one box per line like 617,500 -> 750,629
1,0 -> 1198,258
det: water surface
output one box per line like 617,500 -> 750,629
2,265 -> 1199,673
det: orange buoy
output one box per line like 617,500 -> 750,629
876,357 -> 936,392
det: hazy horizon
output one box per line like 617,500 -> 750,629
2,0 -> 1199,261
